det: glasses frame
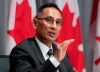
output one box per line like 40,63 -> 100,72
36,16 -> 64,27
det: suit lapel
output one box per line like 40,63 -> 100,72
29,37 -> 45,64
29,37 -> 68,72
58,61 -> 68,72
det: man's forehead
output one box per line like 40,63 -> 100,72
42,7 -> 62,17
42,7 -> 60,13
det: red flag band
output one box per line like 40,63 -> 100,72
89,0 -> 100,72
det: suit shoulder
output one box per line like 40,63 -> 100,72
15,38 -> 33,47
10,38 -> 34,53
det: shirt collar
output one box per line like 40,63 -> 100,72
35,36 -> 53,59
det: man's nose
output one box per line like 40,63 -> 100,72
51,21 -> 57,28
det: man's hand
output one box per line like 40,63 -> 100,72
54,39 -> 74,62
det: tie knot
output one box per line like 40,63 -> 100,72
47,49 -> 53,57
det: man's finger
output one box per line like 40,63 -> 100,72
56,39 -> 75,48
63,39 -> 74,44
66,39 -> 74,42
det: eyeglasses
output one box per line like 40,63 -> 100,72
37,16 -> 63,27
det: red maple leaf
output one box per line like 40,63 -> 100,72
57,2 -> 85,72
57,3 -> 74,42
8,0 -> 36,44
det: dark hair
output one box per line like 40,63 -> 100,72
36,3 -> 61,18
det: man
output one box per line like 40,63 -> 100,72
9,3 -> 75,72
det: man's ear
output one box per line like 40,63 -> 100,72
33,18 -> 38,29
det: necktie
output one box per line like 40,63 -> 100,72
47,49 -> 59,72
47,49 -> 53,57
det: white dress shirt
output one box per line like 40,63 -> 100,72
35,37 -> 60,71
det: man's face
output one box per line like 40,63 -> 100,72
35,7 -> 62,42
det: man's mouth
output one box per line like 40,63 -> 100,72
48,32 -> 56,37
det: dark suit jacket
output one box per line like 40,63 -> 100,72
9,37 -> 75,72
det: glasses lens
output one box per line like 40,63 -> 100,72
45,17 -> 54,24
56,19 -> 63,26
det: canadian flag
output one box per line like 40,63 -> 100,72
55,0 -> 86,72
5,0 -> 36,55
90,0 -> 100,72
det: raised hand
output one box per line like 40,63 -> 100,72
54,39 -> 74,62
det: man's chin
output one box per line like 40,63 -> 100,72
48,37 -> 57,42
